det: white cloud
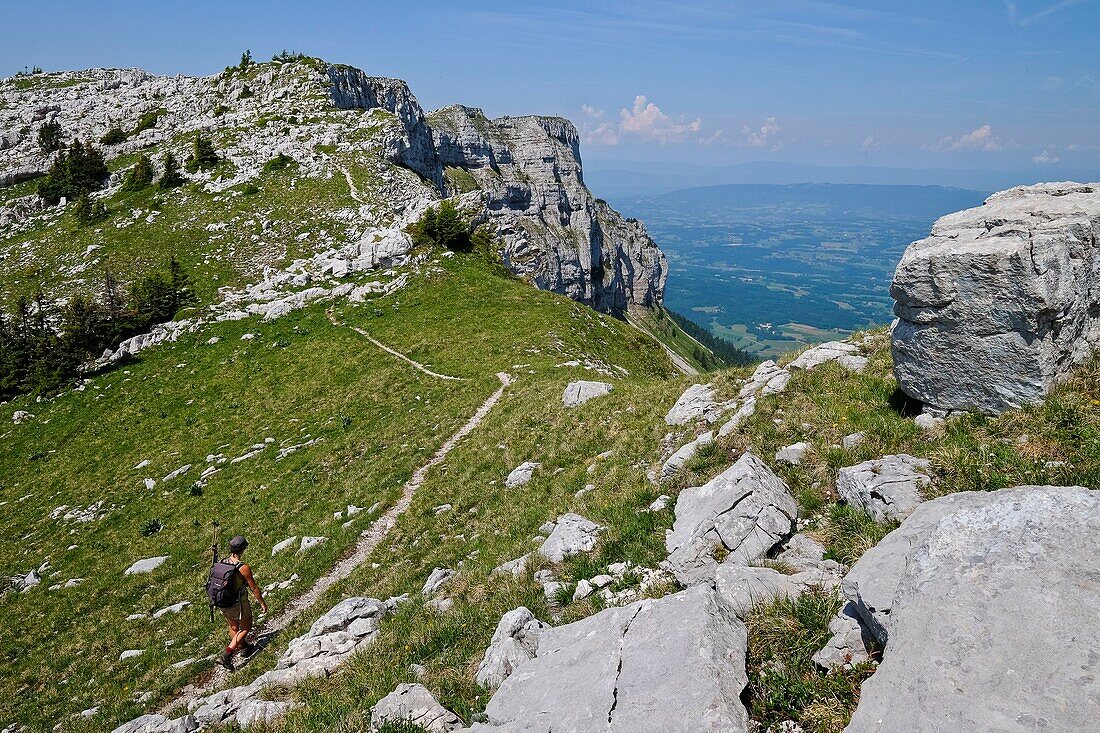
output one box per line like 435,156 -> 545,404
935,124 -> 1001,151
1005,0 -> 1084,27
579,97 -> 716,146
1032,149 -> 1060,164
742,117 -> 784,151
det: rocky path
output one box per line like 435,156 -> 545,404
161,371 -> 512,713
326,309 -> 464,381
341,166 -> 366,205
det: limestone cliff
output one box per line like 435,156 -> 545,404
429,105 -> 666,313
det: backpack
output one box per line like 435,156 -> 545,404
206,560 -> 243,610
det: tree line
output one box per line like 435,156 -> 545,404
0,258 -> 197,400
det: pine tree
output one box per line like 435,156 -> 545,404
157,152 -> 185,189
122,154 -> 155,192
37,121 -> 63,153
184,134 -> 220,173
72,193 -> 108,225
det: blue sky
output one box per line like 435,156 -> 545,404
3,1 -> 1098,183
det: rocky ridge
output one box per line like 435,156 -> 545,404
0,59 -> 665,314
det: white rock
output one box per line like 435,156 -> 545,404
789,341 -> 867,372
152,601 -> 191,619
562,380 -> 613,407
271,536 -> 297,556
422,567 -> 455,598
837,454 -> 931,523
120,649 -> 144,661
505,461 -> 541,488
125,556 -> 168,575
774,441 -> 810,465
538,513 -> 604,563
661,431 -> 714,479
299,536 -> 326,552
371,682 -> 462,732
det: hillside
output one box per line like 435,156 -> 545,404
2,56 -> 1099,733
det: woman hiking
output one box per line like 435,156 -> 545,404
215,535 -> 269,670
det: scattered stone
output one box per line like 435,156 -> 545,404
665,383 -> 730,425
491,555 -> 529,578
371,683 -> 462,732
891,183 -> 1100,414
143,478 -> 157,491
572,579 -> 594,602
537,513 -> 604,563
505,461 -> 540,488
422,568 -> 455,598
648,494 -> 670,512
299,536 -> 326,552
125,556 -> 168,575
161,464 -> 191,483
271,536 -> 297,556
739,361 -> 790,399
845,485 -> 1098,732
110,714 -> 199,733
718,397 -> 756,437
661,431 -> 714,478
433,503 -> 452,515
590,574 -> 614,588
789,341 -> 867,372
152,601 -> 191,619
120,649 -> 144,661
12,410 -> 34,424
914,413 -> 944,431
665,452 -> 797,585
475,606 -> 547,692
811,602 -> 874,670
562,380 -> 613,408
836,454 -> 931,523
842,431 -> 865,449
774,441 -> 810,465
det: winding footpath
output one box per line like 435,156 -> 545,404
160,371 -> 512,713
326,309 -> 464,381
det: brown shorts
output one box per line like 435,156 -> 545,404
221,596 -> 252,625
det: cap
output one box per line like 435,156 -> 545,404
229,535 -> 248,553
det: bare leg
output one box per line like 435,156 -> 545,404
228,619 -> 249,652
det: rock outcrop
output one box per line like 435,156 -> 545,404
844,485 -> 1099,732
463,585 -> 748,732
475,607 -> 547,690
371,683 -> 462,732
836,454 -> 931,523
891,183 -> 1100,414
429,105 -> 667,313
665,452 -> 797,585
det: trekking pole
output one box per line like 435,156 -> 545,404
209,520 -> 220,622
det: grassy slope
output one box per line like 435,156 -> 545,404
242,328 -> 1099,733
0,252 -> 683,731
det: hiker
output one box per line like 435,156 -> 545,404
213,535 -> 268,670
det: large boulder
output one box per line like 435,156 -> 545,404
665,384 -> 728,425
890,183 -> 1100,414
665,453 -> 797,585
470,585 -> 749,732
836,454 -> 931,523
844,485 -> 1099,733
562,380 -> 613,408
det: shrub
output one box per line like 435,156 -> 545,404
241,183 -> 260,195
409,200 -> 472,252
184,134 -> 220,173
212,104 -> 230,117
121,154 -> 155,192
100,127 -> 128,145
263,154 -> 297,174
72,193 -> 108,225
238,85 -> 253,99
37,139 -> 109,204
140,519 -> 163,537
132,108 -> 165,135
37,120 -> 63,153
157,152 -> 185,189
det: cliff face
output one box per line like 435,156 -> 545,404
0,61 -> 664,314
429,105 -> 667,313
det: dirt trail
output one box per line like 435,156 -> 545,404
326,309 -> 464,381
163,371 -> 513,710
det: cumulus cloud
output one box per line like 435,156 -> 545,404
1032,149 -> 1060,164
580,97 -> 717,146
742,117 -> 784,151
935,124 -> 1001,151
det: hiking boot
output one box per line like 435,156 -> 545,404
215,649 -> 234,671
